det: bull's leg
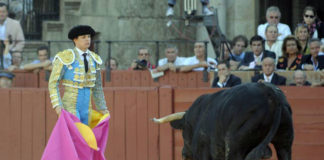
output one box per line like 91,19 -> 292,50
272,108 -> 294,160
272,142 -> 292,160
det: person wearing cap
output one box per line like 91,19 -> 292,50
0,70 -> 14,88
48,25 -> 109,125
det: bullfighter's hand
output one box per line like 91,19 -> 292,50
55,106 -> 62,116
100,109 -> 110,115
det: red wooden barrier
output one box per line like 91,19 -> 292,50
12,71 -> 39,88
0,87 -> 323,160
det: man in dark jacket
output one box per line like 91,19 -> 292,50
301,38 -> 324,71
212,61 -> 241,88
239,35 -> 276,70
252,57 -> 286,85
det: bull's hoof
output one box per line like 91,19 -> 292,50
262,145 -> 272,159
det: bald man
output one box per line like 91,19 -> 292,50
251,57 -> 286,85
290,70 -> 311,86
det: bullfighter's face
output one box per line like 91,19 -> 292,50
73,34 -> 91,51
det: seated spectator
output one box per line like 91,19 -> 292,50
166,0 -> 213,17
155,45 -> 185,72
23,46 -> 52,72
130,47 -> 155,70
290,70 -> 311,86
105,57 -> 118,70
301,38 -> 324,71
251,57 -> 286,85
7,51 -> 23,71
0,70 -> 14,88
277,36 -> 303,70
0,3 -> 25,52
295,24 -> 310,55
257,6 -> 291,40
180,42 -> 217,72
265,24 -> 283,63
230,35 -> 248,65
312,69 -> 324,87
0,40 -> 11,69
211,61 -> 241,88
302,6 -> 324,43
239,35 -> 276,70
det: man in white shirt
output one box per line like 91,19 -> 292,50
257,6 -> 291,41
180,42 -> 217,72
155,45 -> 186,72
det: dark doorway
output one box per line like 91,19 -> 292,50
259,0 -> 324,33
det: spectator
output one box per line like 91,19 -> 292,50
302,6 -> 324,43
180,42 -> 217,72
311,69 -> 324,87
251,57 -> 286,85
257,6 -> 291,40
211,61 -> 241,88
23,46 -> 52,72
7,51 -> 23,71
0,2 -> 24,52
166,0 -> 213,16
301,38 -> 324,71
0,70 -> 14,88
155,45 -> 185,72
0,39 -> 11,69
265,24 -> 283,63
130,47 -> 155,70
231,35 -> 248,62
290,70 -> 311,86
239,35 -> 276,70
105,57 -> 118,70
277,36 -> 302,70
295,24 -> 310,55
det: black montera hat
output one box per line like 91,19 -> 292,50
68,25 -> 96,40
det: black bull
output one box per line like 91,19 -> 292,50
156,83 -> 294,160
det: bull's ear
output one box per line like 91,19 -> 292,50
170,118 -> 185,130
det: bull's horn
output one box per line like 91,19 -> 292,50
152,112 -> 185,124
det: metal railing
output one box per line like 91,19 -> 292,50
7,0 -> 60,39
3,40 -> 209,82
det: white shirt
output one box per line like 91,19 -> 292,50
263,73 -> 274,83
257,23 -> 291,40
75,47 -> 90,61
265,40 -> 283,63
158,56 -> 186,66
182,56 -> 217,71
248,52 -> 264,69
0,19 -> 7,40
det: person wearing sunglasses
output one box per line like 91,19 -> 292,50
257,6 -> 291,41
302,6 -> 324,43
